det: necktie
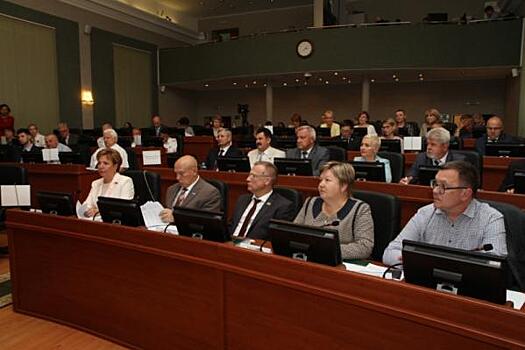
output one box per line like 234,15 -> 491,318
433,159 -> 440,166
301,151 -> 308,159
174,188 -> 188,207
257,152 -> 263,162
237,198 -> 261,238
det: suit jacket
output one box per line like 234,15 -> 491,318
205,146 -> 243,170
229,191 -> 295,240
285,144 -> 330,176
83,173 -> 135,210
164,177 -> 222,212
475,133 -> 515,155
408,151 -> 466,184
499,159 -> 525,191
10,143 -> 42,162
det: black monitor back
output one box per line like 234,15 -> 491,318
402,240 -> 507,304
173,207 -> 229,242
485,143 -> 525,157
21,151 -> 43,164
273,127 -> 296,137
37,191 -> 74,216
513,170 -> 525,194
352,127 -> 368,138
379,139 -> 402,153
59,152 -> 84,165
269,219 -> 341,266
348,161 -> 386,182
418,165 -> 440,186
274,158 -> 313,176
97,196 -> 144,227
217,157 -> 251,172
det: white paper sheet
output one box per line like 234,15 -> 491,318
42,148 -> 59,162
140,201 -> 165,228
343,262 -> 403,280
0,185 -> 31,206
404,136 -> 422,151
75,200 -> 102,221
507,290 -> 525,310
0,136 -> 6,145
142,150 -> 162,166
133,135 -> 142,146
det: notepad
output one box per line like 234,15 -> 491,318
0,185 -> 31,206
404,136 -> 422,151
42,148 -> 59,162
142,150 -> 161,165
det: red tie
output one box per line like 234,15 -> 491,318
174,188 -> 188,207
237,198 -> 261,238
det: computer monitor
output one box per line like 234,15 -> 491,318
352,127 -> 368,138
513,170 -> 525,194
417,165 -> 440,186
269,219 -> 341,266
397,127 -> 409,137
97,196 -> 144,227
117,137 -> 132,148
217,157 -> 251,172
485,143 -> 525,157
275,137 -> 297,149
348,161 -> 386,182
273,127 -> 295,137
402,240 -> 507,304
37,191 -> 74,216
172,207 -> 229,242
21,152 -> 43,164
58,152 -> 84,165
142,136 -> 164,148
317,139 -> 348,149
274,158 -> 313,176
316,128 -> 331,138
379,139 -> 402,153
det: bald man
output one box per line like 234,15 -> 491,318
475,116 -> 515,155
159,155 -> 222,223
45,133 -> 72,152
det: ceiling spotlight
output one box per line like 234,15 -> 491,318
283,82 -> 287,86
418,73 -> 423,77
348,80 -> 351,83
304,81 -> 308,85
244,84 -> 248,88
342,77 -> 347,80
263,83 -> 267,87
392,74 -> 397,78
318,77 -> 323,81
419,77 -> 424,81
295,78 -> 300,83
334,72 -> 339,76
232,82 -> 237,86
204,83 -> 209,87
252,80 -> 257,85
395,77 -> 399,82
325,81 -> 329,84
370,79 -> 375,83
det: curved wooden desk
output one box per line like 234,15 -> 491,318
7,211 -> 525,349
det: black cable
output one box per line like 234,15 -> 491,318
259,239 -> 268,252
92,211 -> 99,221
163,223 -> 174,233
382,262 -> 403,279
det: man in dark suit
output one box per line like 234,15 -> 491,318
475,116 -> 514,155
285,125 -> 330,176
159,155 -> 222,223
57,122 -> 80,149
400,127 -> 465,185
10,128 -> 42,162
150,115 -> 167,137
230,161 -> 295,240
499,159 -> 525,192
205,128 -> 243,169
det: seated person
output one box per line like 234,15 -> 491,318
3,127 -> 17,146
394,109 -> 419,136
354,111 -> 377,136
45,133 -> 72,152
499,159 -> 525,193
205,128 -> 243,170
211,114 -> 223,137
319,110 -> 340,137
294,161 -> 374,260
160,129 -> 178,154
11,128 -> 42,162
353,135 -> 392,183
383,161 -> 507,266
150,115 -> 166,137
381,118 -> 404,152
57,121 -> 79,148
130,128 -> 142,148
28,123 -> 45,148
90,129 -> 129,170
400,127 -> 465,185
456,114 -> 474,139
420,108 -> 442,136
339,120 -> 361,150
177,116 -> 195,136
229,161 -> 295,240
247,127 -> 285,167
82,149 -> 135,217
289,112 -> 302,129
285,125 -> 330,176
97,122 -> 114,149
159,155 -> 221,223
475,116 -> 514,155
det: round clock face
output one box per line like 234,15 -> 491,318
297,40 -> 313,58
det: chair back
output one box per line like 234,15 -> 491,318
206,178 -> 228,216
353,189 -> 401,261
273,186 -> 304,217
126,148 -> 138,170
0,164 -> 28,185
378,151 -> 404,183
122,170 -> 161,205
452,150 -> 483,187
326,145 -> 347,161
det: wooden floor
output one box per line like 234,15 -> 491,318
0,232 -> 126,349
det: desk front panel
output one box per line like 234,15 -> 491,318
7,211 -> 525,349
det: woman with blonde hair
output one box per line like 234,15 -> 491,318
420,108 -> 441,136
354,135 -> 392,183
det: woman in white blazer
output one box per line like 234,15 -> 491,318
83,148 -> 134,217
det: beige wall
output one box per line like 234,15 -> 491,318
199,5 -> 313,37
158,86 -> 197,125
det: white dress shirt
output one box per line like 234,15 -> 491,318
33,133 -> 45,148
232,190 -> 273,237
90,143 -> 129,169
163,137 -> 178,153
247,146 -> 286,167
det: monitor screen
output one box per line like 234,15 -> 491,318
417,165 -> 440,186
217,157 -> 251,172
173,207 -> 229,242
97,196 -> 144,227
269,219 -> 341,266
274,158 -> 313,176
274,137 -> 297,149
513,170 -> 525,194
59,152 -> 84,165
273,127 -> 296,137
379,139 -> 402,153
141,136 -> 164,148
352,127 -> 368,138
348,161 -> 386,182
402,240 -> 507,304
317,139 -> 349,149
21,152 -> 43,164
37,191 -> 74,216
316,128 -> 331,138
485,143 -> 525,157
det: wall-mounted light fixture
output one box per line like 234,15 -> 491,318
81,90 -> 94,105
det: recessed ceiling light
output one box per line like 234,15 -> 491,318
418,73 -> 424,77
334,72 -> 338,76
325,81 -> 329,84
204,83 -> 209,87
252,80 -> 257,85
283,82 -> 287,86
318,77 -> 323,81
395,77 -> 400,82
295,78 -> 300,83
419,77 -> 424,81
371,79 -> 375,83
392,74 -> 397,78
244,84 -> 248,88
304,81 -> 308,85
263,83 -> 267,87
342,77 -> 347,80
348,80 -> 351,83
232,82 -> 237,86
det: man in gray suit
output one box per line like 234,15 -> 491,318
285,125 -> 330,176
400,127 -> 466,185
160,155 -> 222,223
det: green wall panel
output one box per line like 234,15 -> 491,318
160,20 -> 522,83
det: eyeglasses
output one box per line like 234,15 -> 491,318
430,180 -> 468,194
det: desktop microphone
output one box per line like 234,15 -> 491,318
322,221 -> 339,227
472,244 -> 493,252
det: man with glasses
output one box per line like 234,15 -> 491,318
383,160 -> 507,266
475,116 -> 514,155
229,161 -> 295,240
